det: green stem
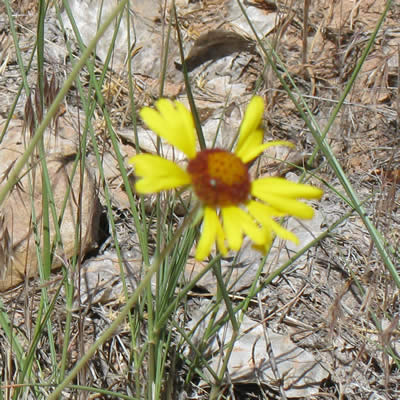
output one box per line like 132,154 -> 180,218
47,204 -> 199,399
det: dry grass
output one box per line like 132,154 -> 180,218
1,0 -> 400,399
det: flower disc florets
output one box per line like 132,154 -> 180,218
187,149 -> 251,207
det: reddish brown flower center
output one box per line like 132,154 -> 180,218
187,149 -> 251,207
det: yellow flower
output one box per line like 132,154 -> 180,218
129,96 -> 323,260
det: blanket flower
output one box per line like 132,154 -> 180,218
129,96 -> 323,260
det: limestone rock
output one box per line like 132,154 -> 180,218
0,121 -> 101,290
188,302 -> 329,398
71,249 -> 141,309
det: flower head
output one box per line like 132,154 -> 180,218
129,96 -> 323,260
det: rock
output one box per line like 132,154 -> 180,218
188,301 -> 329,397
71,249 -> 141,309
62,0 -> 133,73
0,119 -> 102,290
61,0 -> 179,78
227,0 -> 277,39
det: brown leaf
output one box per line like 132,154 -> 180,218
373,169 -> 400,184
176,30 -> 256,72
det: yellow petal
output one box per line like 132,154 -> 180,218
129,154 -> 191,193
215,219 -> 227,256
269,219 -> 299,244
247,201 -> 299,244
222,206 -> 266,251
252,177 -> 323,199
235,129 -> 263,162
236,138 -> 294,164
140,99 -> 197,159
195,207 -> 227,260
236,96 -> 264,156
251,179 -> 322,218
252,190 -> 316,219
252,230 -> 273,254
248,201 -> 286,217
221,207 -> 243,250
